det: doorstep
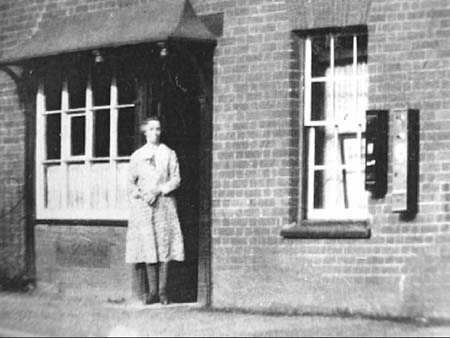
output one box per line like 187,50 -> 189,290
103,298 -> 201,311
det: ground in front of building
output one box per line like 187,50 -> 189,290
0,292 -> 449,337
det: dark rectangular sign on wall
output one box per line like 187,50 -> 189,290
365,110 -> 388,199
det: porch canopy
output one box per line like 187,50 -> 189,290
0,0 -> 216,65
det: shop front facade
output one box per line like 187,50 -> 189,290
1,0 -> 450,319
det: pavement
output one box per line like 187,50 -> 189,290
1,291 -> 450,337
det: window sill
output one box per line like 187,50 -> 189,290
280,220 -> 370,239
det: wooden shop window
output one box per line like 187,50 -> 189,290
36,56 -> 137,220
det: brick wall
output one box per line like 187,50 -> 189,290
0,70 -> 27,287
367,0 -> 450,318
197,0 -> 450,319
34,225 -> 132,299
1,0 -> 450,319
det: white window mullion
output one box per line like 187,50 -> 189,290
305,37 -> 315,214
330,36 -> 340,208
304,38 -> 312,125
308,127 -> 315,213
110,77 -> 118,207
36,82 -> 45,215
330,36 -> 336,123
85,75 -> 94,210
60,80 -> 70,210
353,34 -> 359,123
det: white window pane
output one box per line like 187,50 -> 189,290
334,74 -> 355,125
45,164 -> 64,209
67,163 -> 86,209
338,132 -> 365,168
336,169 -> 366,209
314,168 -> 366,210
357,72 -> 369,130
90,162 -> 112,209
116,162 -> 130,209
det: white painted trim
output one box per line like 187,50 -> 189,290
308,209 -> 369,221
304,37 -> 311,125
85,74 -> 94,209
110,77 -> 119,207
307,127 -> 315,212
330,36 -> 335,123
61,80 -> 69,210
35,82 -> 45,213
37,208 -> 129,221
311,75 -> 366,82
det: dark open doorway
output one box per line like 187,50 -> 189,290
162,56 -> 202,303
132,42 -> 214,304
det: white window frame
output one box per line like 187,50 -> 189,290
36,65 -> 136,220
304,31 -> 369,220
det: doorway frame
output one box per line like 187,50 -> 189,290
130,40 -> 215,306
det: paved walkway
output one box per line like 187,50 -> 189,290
0,292 -> 450,337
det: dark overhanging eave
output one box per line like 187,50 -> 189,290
0,0 -> 217,66
0,37 -> 217,67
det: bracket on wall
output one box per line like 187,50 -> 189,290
0,65 -> 23,85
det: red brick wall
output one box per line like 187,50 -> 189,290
1,0 -> 450,319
